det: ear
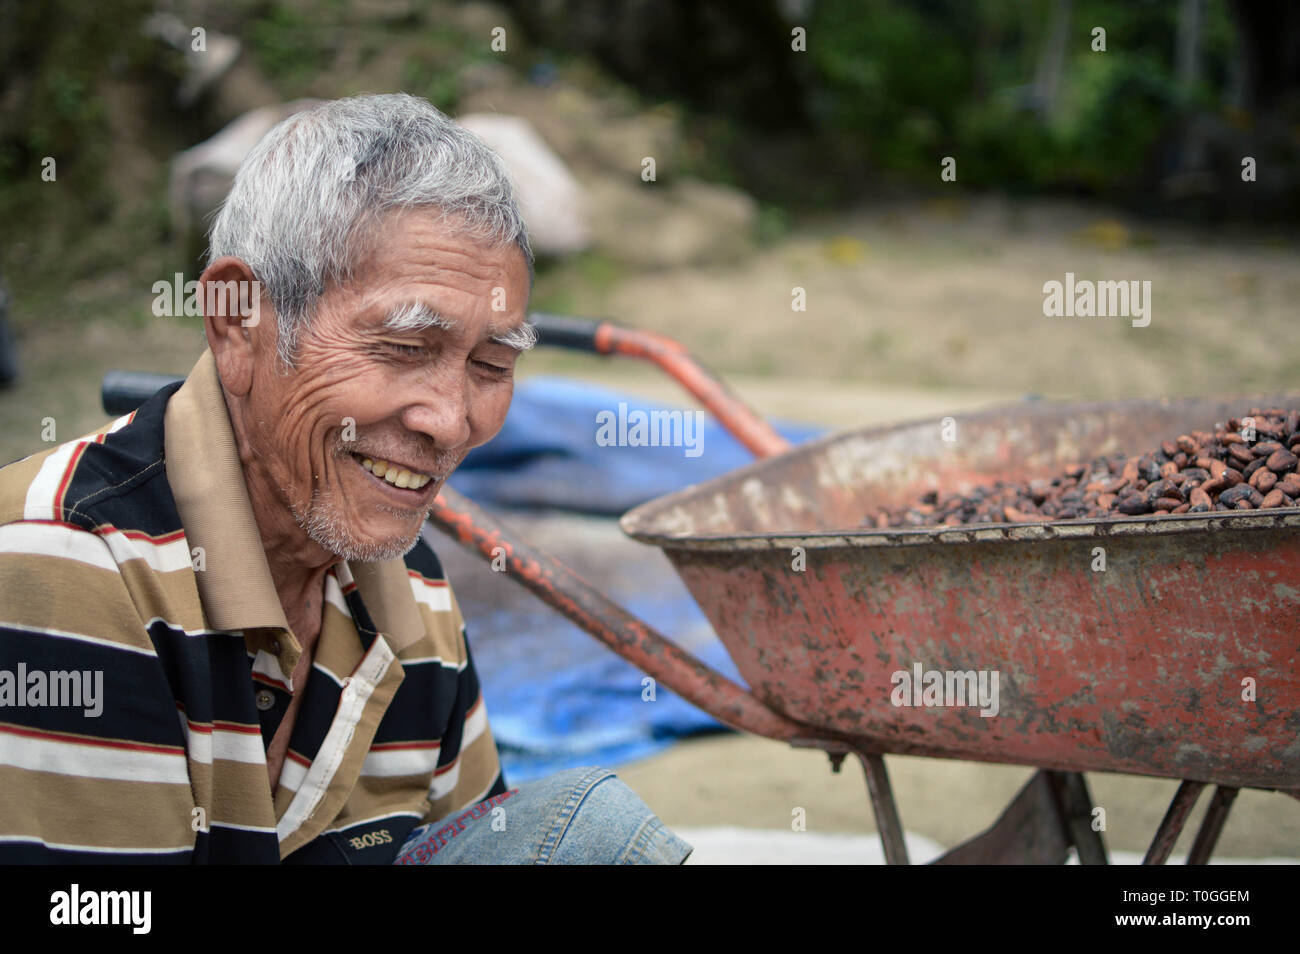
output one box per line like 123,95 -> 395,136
200,257 -> 271,398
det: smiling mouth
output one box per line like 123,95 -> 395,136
351,452 -> 435,491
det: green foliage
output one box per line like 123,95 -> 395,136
754,203 -> 790,246
804,0 -> 1242,197
0,0 -> 153,186
399,23 -> 506,114
245,2 -> 337,88
808,0 -> 973,173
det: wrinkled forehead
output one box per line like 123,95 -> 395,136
348,206 -> 533,293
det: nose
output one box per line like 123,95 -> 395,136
400,364 -> 472,450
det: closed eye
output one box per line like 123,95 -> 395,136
388,342 -> 427,357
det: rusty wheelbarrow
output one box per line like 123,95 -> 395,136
104,314 -> 1300,864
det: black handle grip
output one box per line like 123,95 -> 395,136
527,312 -> 604,352
102,370 -> 184,415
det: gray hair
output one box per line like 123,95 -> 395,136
207,93 -> 533,367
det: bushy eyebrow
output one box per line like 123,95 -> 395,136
382,300 -> 452,333
380,300 -> 536,352
490,322 -> 537,352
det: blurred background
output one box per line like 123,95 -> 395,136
2,0 -> 1298,862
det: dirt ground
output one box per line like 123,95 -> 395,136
617,734 -> 1300,862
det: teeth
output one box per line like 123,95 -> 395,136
358,454 -> 431,490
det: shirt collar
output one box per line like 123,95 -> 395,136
164,349 -> 289,635
163,348 -> 428,653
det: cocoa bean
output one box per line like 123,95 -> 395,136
1250,468 -> 1277,492
1219,484 -> 1253,506
869,407 -> 1300,529
1116,495 -> 1149,515
1267,448 -> 1298,473
1145,478 -> 1175,501
1199,477 -> 1227,495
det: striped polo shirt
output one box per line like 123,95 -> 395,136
0,349 -> 506,863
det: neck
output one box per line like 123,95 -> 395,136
228,399 -> 339,629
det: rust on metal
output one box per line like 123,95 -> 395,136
622,391 -> 1300,789
1143,780 -> 1206,864
855,750 -> 909,865
428,485 -> 819,744
1186,787 -> 1239,865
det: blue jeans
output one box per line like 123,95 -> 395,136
393,766 -> 692,865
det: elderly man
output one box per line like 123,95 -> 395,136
0,94 -> 690,864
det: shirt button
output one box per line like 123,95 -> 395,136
255,689 -> 276,711
268,638 -> 281,655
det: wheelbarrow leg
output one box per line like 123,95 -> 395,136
1142,780 -> 1205,865
853,750 -> 910,865
1045,771 -> 1109,865
1186,786 -> 1239,865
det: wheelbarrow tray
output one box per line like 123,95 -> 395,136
621,391 -> 1300,789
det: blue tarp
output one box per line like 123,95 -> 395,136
450,376 -> 823,514
445,377 -> 824,781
